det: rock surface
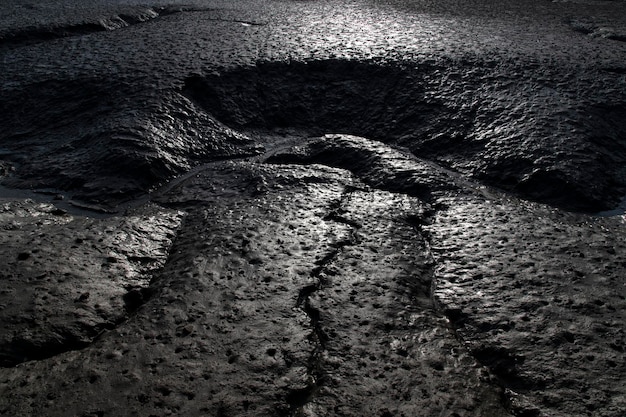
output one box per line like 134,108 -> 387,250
0,200 -> 184,367
0,0 -> 625,416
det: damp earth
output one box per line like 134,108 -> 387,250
0,0 -> 625,416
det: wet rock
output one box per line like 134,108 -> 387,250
0,162 -> 509,416
0,0 -> 625,415
0,80 -> 261,209
183,58 -> 626,212
267,134 -> 459,201
428,194 -> 626,416
0,200 -> 184,366
0,6 -> 193,49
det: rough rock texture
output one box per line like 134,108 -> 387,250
0,0 -> 625,416
271,135 -> 626,417
2,134 -> 624,416
1,0 -> 625,212
266,134 -> 460,200
0,161 -> 509,417
0,81 -> 261,209
429,195 -> 626,417
0,200 -> 184,366
184,58 -> 626,213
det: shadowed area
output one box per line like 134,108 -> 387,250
183,59 -> 626,213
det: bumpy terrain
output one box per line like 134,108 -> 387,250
0,0 -> 625,416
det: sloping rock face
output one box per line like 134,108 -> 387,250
0,81 -> 260,209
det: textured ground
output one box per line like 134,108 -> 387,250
0,0 -> 625,416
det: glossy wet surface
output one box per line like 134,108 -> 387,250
0,0 -> 625,416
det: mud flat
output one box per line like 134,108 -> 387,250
0,0 -> 625,416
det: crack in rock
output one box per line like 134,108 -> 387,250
268,136 -> 521,415
0,159 -> 512,416
268,134 -> 625,416
289,187 -> 361,416
289,185 -> 509,416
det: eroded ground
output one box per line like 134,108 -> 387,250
0,0 -> 625,416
